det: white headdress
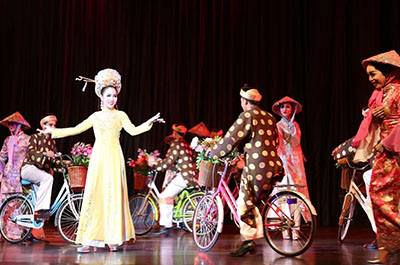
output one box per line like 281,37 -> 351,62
76,68 -> 122,98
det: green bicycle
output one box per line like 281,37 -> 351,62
129,171 -> 204,235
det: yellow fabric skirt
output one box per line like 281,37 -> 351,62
75,141 -> 135,247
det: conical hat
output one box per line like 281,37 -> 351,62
0,112 -> 31,130
272,96 -> 302,116
188,122 -> 211,137
172,124 -> 187,135
361,50 -> 400,69
210,129 -> 223,137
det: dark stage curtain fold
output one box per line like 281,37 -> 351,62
1,0 -> 400,226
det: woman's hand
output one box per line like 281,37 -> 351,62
361,107 -> 370,118
372,106 -> 385,119
37,125 -> 52,136
374,142 -> 385,153
147,113 -> 165,125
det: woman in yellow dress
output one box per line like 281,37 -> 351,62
44,69 -> 164,253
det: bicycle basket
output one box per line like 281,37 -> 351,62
134,173 -> 150,190
198,160 -> 225,188
68,166 -> 87,189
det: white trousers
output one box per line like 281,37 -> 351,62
363,169 -> 377,233
159,172 -> 187,228
21,164 -> 53,211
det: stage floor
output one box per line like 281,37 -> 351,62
0,225 -> 381,265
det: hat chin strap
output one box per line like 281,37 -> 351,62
282,105 -> 297,136
290,105 -> 297,123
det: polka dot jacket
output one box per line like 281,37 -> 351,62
154,137 -> 197,186
22,133 -> 62,173
210,106 -> 284,226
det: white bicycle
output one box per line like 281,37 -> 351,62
338,158 -> 373,243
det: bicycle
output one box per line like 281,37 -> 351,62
129,171 -> 205,235
337,158 -> 372,243
192,158 -> 317,257
0,154 -> 83,244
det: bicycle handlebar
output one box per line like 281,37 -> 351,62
213,152 -> 241,165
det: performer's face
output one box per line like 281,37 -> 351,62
280,103 -> 292,119
101,87 -> 118,110
42,119 -> 57,131
366,64 -> 387,90
7,122 -> 21,134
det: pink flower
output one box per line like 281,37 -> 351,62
69,142 -> 93,168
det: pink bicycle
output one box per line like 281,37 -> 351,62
192,158 -> 317,256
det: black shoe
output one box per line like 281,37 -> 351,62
363,239 -> 378,249
153,227 -> 170,236
34,209 -> 51,220
229,240 -> 256,257
27,234 -> 49,243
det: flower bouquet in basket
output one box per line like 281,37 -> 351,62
127,148 -> 161,190
190,136 -> 242,187
190,136 -> 222,169
66,142 -> 93,189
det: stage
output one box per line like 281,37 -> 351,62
0,225 -> 380,265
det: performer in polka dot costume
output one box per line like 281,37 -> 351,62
153,124 -> 197,235
210,84 -> 284,257
21,115 -> 61,216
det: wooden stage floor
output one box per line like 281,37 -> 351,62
0,225 -> 389,265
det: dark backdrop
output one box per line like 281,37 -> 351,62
1,0 -> 400,226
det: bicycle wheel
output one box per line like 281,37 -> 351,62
263,191 -> 316,257
182,192 -> 204,233
338,193 -> 355,243
192,194 -> 223,252
129,194 -> 157,235
0,194 -> 34,244
55,194 -> 84,244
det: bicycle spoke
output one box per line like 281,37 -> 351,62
263,191 -> 316,257
57,196 -> 83,243
0,195 -> 33,243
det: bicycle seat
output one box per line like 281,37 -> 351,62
185,186 -> 197,191
21,179 -> 32,186
345,158 -> 370,171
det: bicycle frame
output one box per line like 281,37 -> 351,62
201,160 -> 313,233
173,189 -> 190,220
343,164 -> 374,225
13,160 -> 81,229
135,173 -> 160,220
135,172 -> 200,224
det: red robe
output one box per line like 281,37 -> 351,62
370,82 -> 400,253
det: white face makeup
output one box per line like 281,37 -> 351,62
280,103 -> 293,119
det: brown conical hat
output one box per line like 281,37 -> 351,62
210,129 -> 223,137
272,96 -> 302,116
361,50 -> 400,69
172,124 -> 187,135
0,112 -> 31,130
188,122 -> 211,137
